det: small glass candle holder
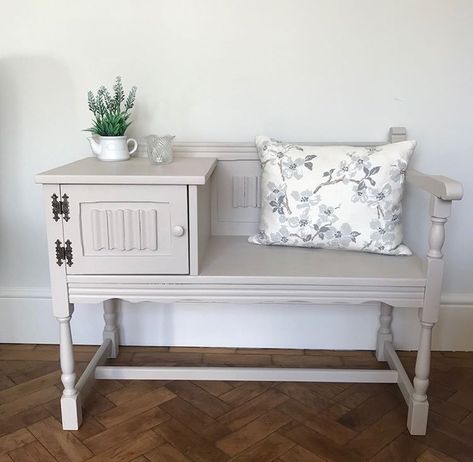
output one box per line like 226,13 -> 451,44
146,134 -> 175,165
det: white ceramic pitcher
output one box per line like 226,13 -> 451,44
88,136 -> 138,161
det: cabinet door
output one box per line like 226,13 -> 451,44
62,185 -> 188,274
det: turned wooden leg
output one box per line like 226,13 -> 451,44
103,299 -> 120,359
408,317 -> 434,435
57,309 -> 82,430
406,196 -> 450,435
376,303 -> 393,361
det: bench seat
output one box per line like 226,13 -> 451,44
200,236 -> 426,286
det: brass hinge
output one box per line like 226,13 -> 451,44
55,239 -> 73,267
51,194 -> 70,222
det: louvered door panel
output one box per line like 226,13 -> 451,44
62,185 -> 188,274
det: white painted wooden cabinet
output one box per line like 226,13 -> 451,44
36,128 -> 463,436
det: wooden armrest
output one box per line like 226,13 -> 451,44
406,169 -> 463,201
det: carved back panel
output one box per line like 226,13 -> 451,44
211,160 -> 262,235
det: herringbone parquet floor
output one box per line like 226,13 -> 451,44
0,345 -> 472,462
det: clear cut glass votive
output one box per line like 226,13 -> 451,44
146,134 -> 175,165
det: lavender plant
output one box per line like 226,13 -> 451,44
85,76 -> 137,136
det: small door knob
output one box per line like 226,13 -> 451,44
172,225 -> 185,237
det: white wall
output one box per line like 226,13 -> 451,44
1,0 -> 472,349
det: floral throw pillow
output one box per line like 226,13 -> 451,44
248,137 -> 416,255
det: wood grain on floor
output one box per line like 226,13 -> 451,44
0,344 -> 472,462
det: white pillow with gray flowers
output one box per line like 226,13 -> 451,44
248,137 -> 416,255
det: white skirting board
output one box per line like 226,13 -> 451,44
0,287 -> 472,350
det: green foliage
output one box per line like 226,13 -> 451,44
85,76 -> 137,136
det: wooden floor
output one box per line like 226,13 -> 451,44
0,345 -> 472,462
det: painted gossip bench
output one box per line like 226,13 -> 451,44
36,127 -> 463,434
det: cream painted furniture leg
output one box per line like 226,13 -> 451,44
103,299 -> 119,358
408,314 -> 434,435
42,185 -> 82,430
57,307 -> 82,430
408,196 -> 450,435
376,303 -> 393,361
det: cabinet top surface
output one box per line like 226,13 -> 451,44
36,156 -> 217,185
